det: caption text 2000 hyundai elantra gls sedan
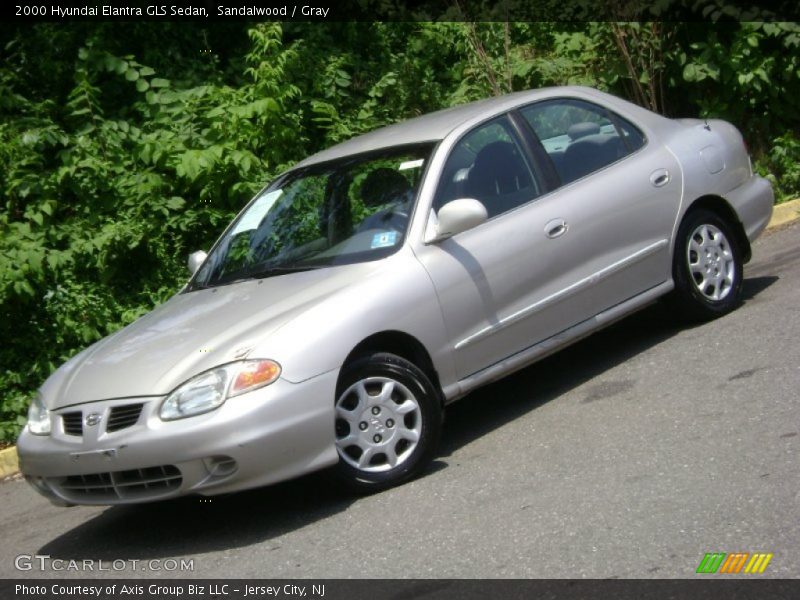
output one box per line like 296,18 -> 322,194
18,86 -> 773,505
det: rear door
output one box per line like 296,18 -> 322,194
416,100 -> 682,381
514,98 -> 683,324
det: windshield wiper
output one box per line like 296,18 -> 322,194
187,264 -> 327,292
247,264 -> 327,279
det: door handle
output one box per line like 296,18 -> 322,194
545,218 -> 568,239
650,168 -> 670,187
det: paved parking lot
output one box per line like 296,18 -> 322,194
1,222 -> 798,579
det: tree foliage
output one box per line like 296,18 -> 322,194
1,21 -> 798,442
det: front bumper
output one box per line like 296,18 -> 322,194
17,369 -> 340,506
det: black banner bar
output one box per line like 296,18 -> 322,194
4,0 -> 800,23
3,579 -> 800,600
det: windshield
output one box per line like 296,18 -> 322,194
191,143 -> 434,289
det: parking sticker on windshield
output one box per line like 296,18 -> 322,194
231,189 -> 282,235
371,231 -> 398,249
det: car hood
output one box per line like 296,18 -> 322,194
41,263 -> 380,409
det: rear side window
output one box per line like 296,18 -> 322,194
615,116 -> 646,152
520,99 -> 645,186
434,116 -> 541,219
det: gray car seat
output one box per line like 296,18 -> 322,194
464,141 -> 534,218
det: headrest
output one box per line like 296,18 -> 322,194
361,168 -> 412,208
567,121 -> 602,140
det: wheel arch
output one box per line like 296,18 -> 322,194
340,330 -> 444,406
682,194 -> 752,263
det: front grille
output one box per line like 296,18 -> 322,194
107,404 -> 143,432
62,412 -> 83,436
52,465 -> 182,502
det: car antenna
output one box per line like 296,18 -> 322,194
703,118 -> 711,131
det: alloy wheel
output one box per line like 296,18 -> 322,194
686,223 -> 736,301
334,376 -> 422,473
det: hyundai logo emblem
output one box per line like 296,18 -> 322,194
84,413 -> 102,427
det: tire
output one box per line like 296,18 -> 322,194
333,352 -> 442,493
670,209 -> 744,321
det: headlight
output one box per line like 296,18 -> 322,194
160,359 -> 281,421
27,394 -> 51,436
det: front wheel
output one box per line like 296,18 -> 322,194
670,209 -> 744,321
333,352 -> 442,493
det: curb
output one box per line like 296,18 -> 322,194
0,199 -> 797,483
767,197 -> 800,230
0,446 -> 19,480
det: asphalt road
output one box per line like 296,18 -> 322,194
1,221 -> 798,580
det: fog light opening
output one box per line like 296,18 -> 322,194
203,456 -> 238,478
25,476 -> 75,507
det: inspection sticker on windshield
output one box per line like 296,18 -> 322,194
371,231 -> 399,249
231,189 -> 282,235
399,159 -> 424,171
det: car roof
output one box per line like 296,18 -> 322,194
291,86 -> 589,170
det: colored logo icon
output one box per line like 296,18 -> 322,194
696,552 -> 773,574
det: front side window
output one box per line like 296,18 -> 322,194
434,116 -> 541,219
191,144 -> 433,289
520,99 -> 645,185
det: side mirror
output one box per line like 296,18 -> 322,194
429,198 -> 488,243
187,250 -> 208,276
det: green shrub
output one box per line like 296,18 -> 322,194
755,132 -> 800,202
1,21 -> 796,443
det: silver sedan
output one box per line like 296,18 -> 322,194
18,86 -> 773,505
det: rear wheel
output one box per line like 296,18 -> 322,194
333,352 -> 442,493
670,209 -> 743,321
